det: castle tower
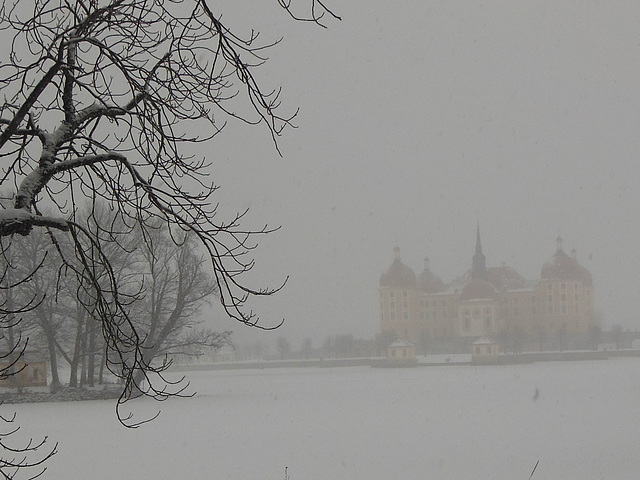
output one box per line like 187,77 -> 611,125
471,223 -> 487,280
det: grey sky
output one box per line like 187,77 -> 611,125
123,2 -> 640,345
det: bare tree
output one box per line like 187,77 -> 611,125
301,337 -> 313,359
611,324 -> 624,350
5,226 -> 67,389
0,1 -> 339,475
0,0 -> 338,420
131,223 -> 230,387
276,336 -> 291,360
0,246 -> 58,479
6,204 -> 227,395
0,410 -> 57,480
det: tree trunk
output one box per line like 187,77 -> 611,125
87,320 -> 97,387
98,348 -> 106,385
68,319 -> 84,388
79,317 -> 89,387
47,333 -> 61,390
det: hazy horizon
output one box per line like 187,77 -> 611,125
204,1 -> 640,349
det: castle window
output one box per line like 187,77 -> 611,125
561,305 -> 567,314
403,312 -> 408,320
403,290 -> 408,297
561,283 -> 566,290
403,301 -> 408,309
390,302 -> 395,310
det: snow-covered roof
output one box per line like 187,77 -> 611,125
388,338 -> 415,348
473,336 -> 498,345
459,297 -> 496,303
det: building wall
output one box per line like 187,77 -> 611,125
0,360 -> 48,388
379,286 -> 421,341
380,275 -> 595,352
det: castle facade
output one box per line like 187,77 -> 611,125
379,228 -> 595,353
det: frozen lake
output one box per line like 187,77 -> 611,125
9,358 -> 640,479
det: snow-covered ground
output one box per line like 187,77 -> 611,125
9,358 -> 640,479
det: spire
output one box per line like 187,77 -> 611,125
471,223 -> 487,279
393,246 -> 401,261
475,222 -> 482,256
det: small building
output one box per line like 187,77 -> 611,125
471,336 -> 499,364
0,351 -> 48,388
386,338 -> 417,365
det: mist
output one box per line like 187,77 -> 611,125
3,1 -> 640,479
206,1 -> 640,351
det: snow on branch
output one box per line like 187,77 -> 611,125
0,209 -> 69,237
0,0 -> 337,430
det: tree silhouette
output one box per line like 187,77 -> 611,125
0,0 -> 338,421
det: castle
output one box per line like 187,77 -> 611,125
379,227 -> 596,353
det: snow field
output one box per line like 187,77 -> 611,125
9,358 -> 640,480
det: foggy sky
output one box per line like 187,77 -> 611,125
205,1 -> 640,348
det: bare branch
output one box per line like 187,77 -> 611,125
0,0 -> 336,439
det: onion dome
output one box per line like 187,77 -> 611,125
487,263 -> 526,290
459,277 -> 498,301
541,236 -> 592,287
417,256 -> 445,293
380,247 -> 417,289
